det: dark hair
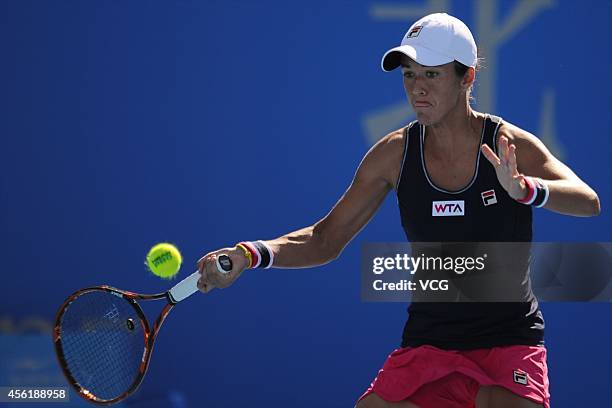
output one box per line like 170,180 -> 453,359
453,57 -> 484,77
453,61 -> 470,77
454,58 -> 484,103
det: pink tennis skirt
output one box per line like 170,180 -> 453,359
358,344 -> 549,408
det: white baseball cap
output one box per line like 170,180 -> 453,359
381,13 -> 477,71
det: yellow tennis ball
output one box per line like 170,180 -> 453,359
146,243 -> 182,279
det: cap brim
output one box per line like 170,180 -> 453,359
381,45 -> 454,72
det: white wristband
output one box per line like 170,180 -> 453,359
257,240 -> 275,269
534,178 -> 550,208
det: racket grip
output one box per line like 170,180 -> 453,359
168,270 -> 201,303
168,256 -> 234,303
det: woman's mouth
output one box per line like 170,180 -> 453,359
414,100 -> 432,108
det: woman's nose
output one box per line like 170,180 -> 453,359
411,76 -> 427,96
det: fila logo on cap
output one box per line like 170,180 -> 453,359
432,200 -> 464,217
481,189 -> 497,206
513,370 -> 529,385
406,26 -> 422,38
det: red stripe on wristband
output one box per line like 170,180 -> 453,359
241,241 -> 261,268
517,176 -> 536,204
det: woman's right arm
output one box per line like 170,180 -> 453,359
197,129 -> 406,291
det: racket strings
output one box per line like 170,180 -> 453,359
59,291 -> 146,401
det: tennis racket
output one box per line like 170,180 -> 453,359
53,254 -> 233,405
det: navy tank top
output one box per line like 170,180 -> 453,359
396,114 -> 545,350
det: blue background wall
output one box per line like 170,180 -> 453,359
1,1 -> 610,407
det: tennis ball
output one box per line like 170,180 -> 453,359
146,243 -> 182,279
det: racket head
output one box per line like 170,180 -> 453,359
53,286 -> 166,405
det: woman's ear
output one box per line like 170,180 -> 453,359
462,67 -> 476,90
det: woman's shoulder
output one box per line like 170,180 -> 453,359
490,115 -> 558,174
361,125 -> 414,188
478,115 -> 545,158
494,117 -> 537,145
372,124 -> 413,154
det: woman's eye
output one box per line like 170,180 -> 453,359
403,72 -> 415,78
426,71 -> 439,78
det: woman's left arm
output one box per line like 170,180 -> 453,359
482,122 -> 600,217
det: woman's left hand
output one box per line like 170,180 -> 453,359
481,136 -> 527,201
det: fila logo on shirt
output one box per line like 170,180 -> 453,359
513,370 -> 529,385
432,200 -> 464,217
481,189 -> 497,206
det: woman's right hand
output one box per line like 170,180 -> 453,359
197,246 -> 250,293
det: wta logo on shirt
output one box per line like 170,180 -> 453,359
432,200 -> 465,216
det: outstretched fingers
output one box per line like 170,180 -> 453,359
482,137 -> 519,176
481,144 -> 500,167
499,135 -> 510,166
500,136 -> 519,176
507,143 -> 519,176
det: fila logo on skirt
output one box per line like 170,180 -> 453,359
513,370 -> 529,385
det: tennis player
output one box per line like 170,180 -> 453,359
197,13 -> 600,408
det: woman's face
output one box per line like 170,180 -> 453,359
400,56 -> 472,126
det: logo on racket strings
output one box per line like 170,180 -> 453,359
103,304 -> 120,324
